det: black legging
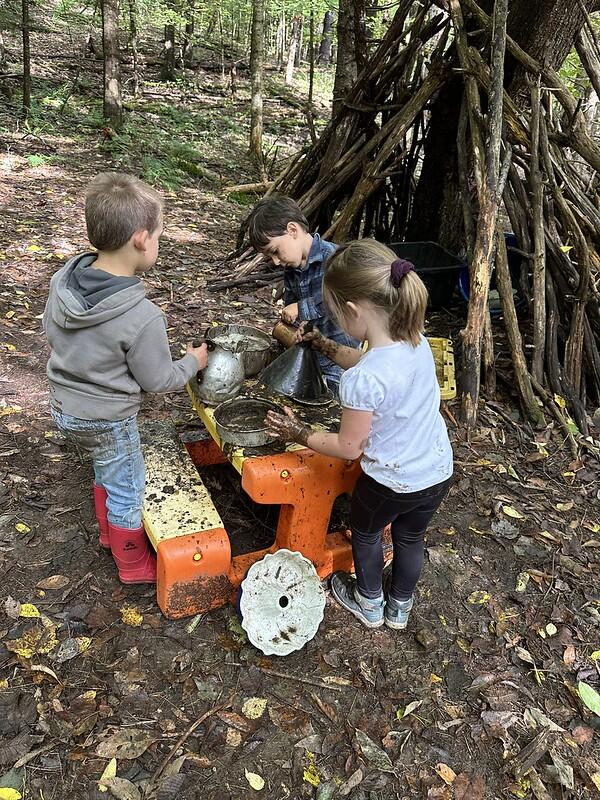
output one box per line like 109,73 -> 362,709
350,472 -> 451,601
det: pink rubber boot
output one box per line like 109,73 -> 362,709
92,483 -> 110,549
108,523 -> 157,584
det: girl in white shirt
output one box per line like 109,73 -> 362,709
266,239 -> 453,630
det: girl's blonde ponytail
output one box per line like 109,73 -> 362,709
323,239 -> 429,346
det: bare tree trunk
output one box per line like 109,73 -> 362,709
285,16 -> 301,84
128,0 -> 139,97
276,10 -> 286,70
308,8 -> 315,105
21,0 -> 31,116
295,16 -> 303,67
0,31 -> 7,71
454,0 -> 508,425
102,0 -> 122,130
407,0 -> 600,249
218,10 -> 225,80
317,10 -> 334,65
182,0 -> 194,68
162,24 -> 176,81
249,0 -> 265,175
353,0 -> 368,74
332,0 -> 357,115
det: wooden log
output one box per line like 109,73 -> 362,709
452,0 -> 508,425
224,181 -> 272,194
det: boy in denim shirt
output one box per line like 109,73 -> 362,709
246,195 -> 360,393
43,173 -> 208,584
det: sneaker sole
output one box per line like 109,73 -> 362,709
384,618 -> 408,630
331,585 -> 384,629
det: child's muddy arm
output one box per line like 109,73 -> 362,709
309,333 -> 362,369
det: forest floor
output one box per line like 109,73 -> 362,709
0,24 -> 599,800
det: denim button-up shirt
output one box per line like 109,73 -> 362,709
283,233 -> 360,385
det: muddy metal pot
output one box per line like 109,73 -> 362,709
193,329 -> 245,406
213,397 -> 283,447
206,324 -> 273,377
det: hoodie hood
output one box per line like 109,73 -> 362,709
51,253 -> 146,330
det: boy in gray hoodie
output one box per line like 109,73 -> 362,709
43,172 -> 208,584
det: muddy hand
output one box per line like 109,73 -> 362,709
294,321 -> 324,347
188,342 -> 209,370
265,407 -> 312,446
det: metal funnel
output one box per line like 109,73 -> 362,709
258,340 -> 328,402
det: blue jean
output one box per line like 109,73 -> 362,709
51,408 -> 145,529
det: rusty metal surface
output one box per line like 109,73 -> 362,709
162,572 -> 234,618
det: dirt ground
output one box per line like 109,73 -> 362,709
1,36 -> 600,800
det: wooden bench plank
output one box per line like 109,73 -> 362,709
140,421 -> 223,549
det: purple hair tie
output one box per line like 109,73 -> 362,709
390,258 -> 414,287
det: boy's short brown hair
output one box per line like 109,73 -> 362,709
85,172 -> 163,251
246,195 -> 309,250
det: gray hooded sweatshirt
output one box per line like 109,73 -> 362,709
43,253 -> 198,421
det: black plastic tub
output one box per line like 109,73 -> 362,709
388,241 -> 465,309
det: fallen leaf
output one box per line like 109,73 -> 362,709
101,777 -> 141,800
98,758 -> 117,792
29,664 -> 62,684
338,768 -> 363,797
563,645 -> 576,667
120,606 -> 143,627
242,697 -> 267,720
14,523 -> 30,534
453,773 -> 486,800
547,751 -> 574,789
19,604 -> 40,618
502,506 -> 526,520
555,501 -> 574,512
302,751 -> 321,787
54,636 -> 92,663
4,615 -> 58,658
355,729 -> 395,773
225,728 -> 242,747
96,730 -> 156,760
245,769 -> 264,791
0,791 -> 21,800
514,646 -> 535,664
467,591 -> 490,605
397,699 -> 422,719
515,572 -> 530,592
578,681 -> 600,717
435,763 -> 457,784
571,725 -> 594,746
36,575 -> 69,590
4,597 -> 20,619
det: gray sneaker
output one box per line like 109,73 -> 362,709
385,595 -> 414,630
330,572 -> 384,628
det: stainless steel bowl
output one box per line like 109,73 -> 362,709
213,397 -> 284,447
206,324 -> 273,377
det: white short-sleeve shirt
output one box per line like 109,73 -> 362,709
339,336 -> 453,493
